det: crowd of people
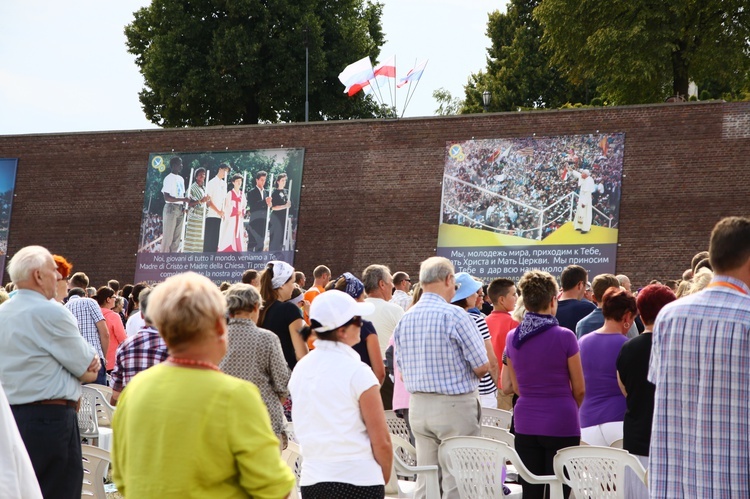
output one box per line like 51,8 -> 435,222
1,215 -> 749,498
442,135 -> 624,239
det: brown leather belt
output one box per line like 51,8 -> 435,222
30,399 -> 78,409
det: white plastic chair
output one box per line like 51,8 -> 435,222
384,410 -> 412,442
439,436 -> 563,499
81,444 -> 110,499
553,445 -> 647,498
386,435 -> 439,499
480,425 -> 515,448
281,441 -> 302,499
86,386 -> 115,428
480,407 -> 512,430
284,421 -> 297,444
78,387 -> 113,451
609,438 -> 624,449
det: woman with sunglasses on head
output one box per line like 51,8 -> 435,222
289,290 -> 392,499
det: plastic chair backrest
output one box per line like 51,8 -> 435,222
78,387 -> 100,443
86,386 -> 115,428
284,421 -> 297,444
384,410 -> 411,441
480,407 -> 512,430
609,438 -> 624,449
390,435 -> 440,498
440,436 -> 563,499
553,445 -> 647,498
480,425 -> 515,448
81,444 -> 110,499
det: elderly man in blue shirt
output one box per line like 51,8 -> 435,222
394,256 -> 489,499
0,245 -> 100,499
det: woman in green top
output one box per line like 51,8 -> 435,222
112,271 -> 295,499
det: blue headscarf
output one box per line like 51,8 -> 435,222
338,272 -> 365,300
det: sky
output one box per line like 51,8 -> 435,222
0,0 -> 507,136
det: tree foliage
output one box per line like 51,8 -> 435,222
535,0 -> 750,104
462,0 -> 591,113
433,88 -> 464,115
125,0 -> 385,126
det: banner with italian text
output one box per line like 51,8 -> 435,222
437,134 -> 625,282
134,149 -> 304,284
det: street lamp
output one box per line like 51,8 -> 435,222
482,90 -> 491,112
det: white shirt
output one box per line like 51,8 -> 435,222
205,175 -> 228,219
364,297 -> 404,356
0,381 -> 42,499
125,310 -> 145,337
289,340 -> 382,486
390,289 -> 411,312
161,173 -> 185,204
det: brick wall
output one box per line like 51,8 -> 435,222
1,101 -> 748,288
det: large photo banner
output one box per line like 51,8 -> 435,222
0,158 -> 18,283
135,148 -> 304,284
437,134 -> 625,282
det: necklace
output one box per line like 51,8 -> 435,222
167,356 -> 221,372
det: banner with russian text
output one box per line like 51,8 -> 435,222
134,148 -> 304,284
437,134 -> 624,282
0,158 -> 18,283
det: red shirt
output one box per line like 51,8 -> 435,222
486,311 -> 519,388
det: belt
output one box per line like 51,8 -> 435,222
24,399 -> 78,409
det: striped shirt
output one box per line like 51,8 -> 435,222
394,292 -> 488,395
648,275 -> 750,497
468,309 -> 498,396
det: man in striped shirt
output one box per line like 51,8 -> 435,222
394,257 -> 489,499
648,216 -> 750,497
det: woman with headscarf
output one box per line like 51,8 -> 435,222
258,261 -> 308,408
289,290 -> 392,499
218,174 -> 247,253
112,272 -> 295,498
332,272 -> 385,384
505,270 -> 584,499
220,283 -> 290,444
269,173 -> 291,251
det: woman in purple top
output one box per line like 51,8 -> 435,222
506,270 -> 585,499
578,287 -> 637,446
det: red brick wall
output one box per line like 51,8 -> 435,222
1,101 -> 748,288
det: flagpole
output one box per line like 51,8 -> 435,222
263,174 -> 274,252
392,55 -> 397,118
401,60 -> 429,119
400,59 -> 418,119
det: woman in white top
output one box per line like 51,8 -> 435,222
288,290 -> 392,499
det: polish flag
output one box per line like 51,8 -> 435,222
397,60 -> 428,88
338,57 -> 375,96
374,55 -> 396,78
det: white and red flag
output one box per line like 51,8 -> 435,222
338,56 -> 375,96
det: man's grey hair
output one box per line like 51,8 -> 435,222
616,274 -> 630,285
7,245 -> 52,283
226,283 -> 263,315
419,257 -> 454,285
362,264 -> 391,293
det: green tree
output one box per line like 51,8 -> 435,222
433,87 -> 464,115
535,0 -> 750,104
125,0 -> 385,126
463,0 -> 592,113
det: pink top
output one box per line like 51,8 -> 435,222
389,336 -> 410,410
102,307 -> 127,369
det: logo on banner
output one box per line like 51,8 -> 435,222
151,156 -> 166,173
449,144 -> 465,161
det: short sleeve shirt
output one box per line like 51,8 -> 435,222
261,301 -> 304,371
162,173 -> 185,203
